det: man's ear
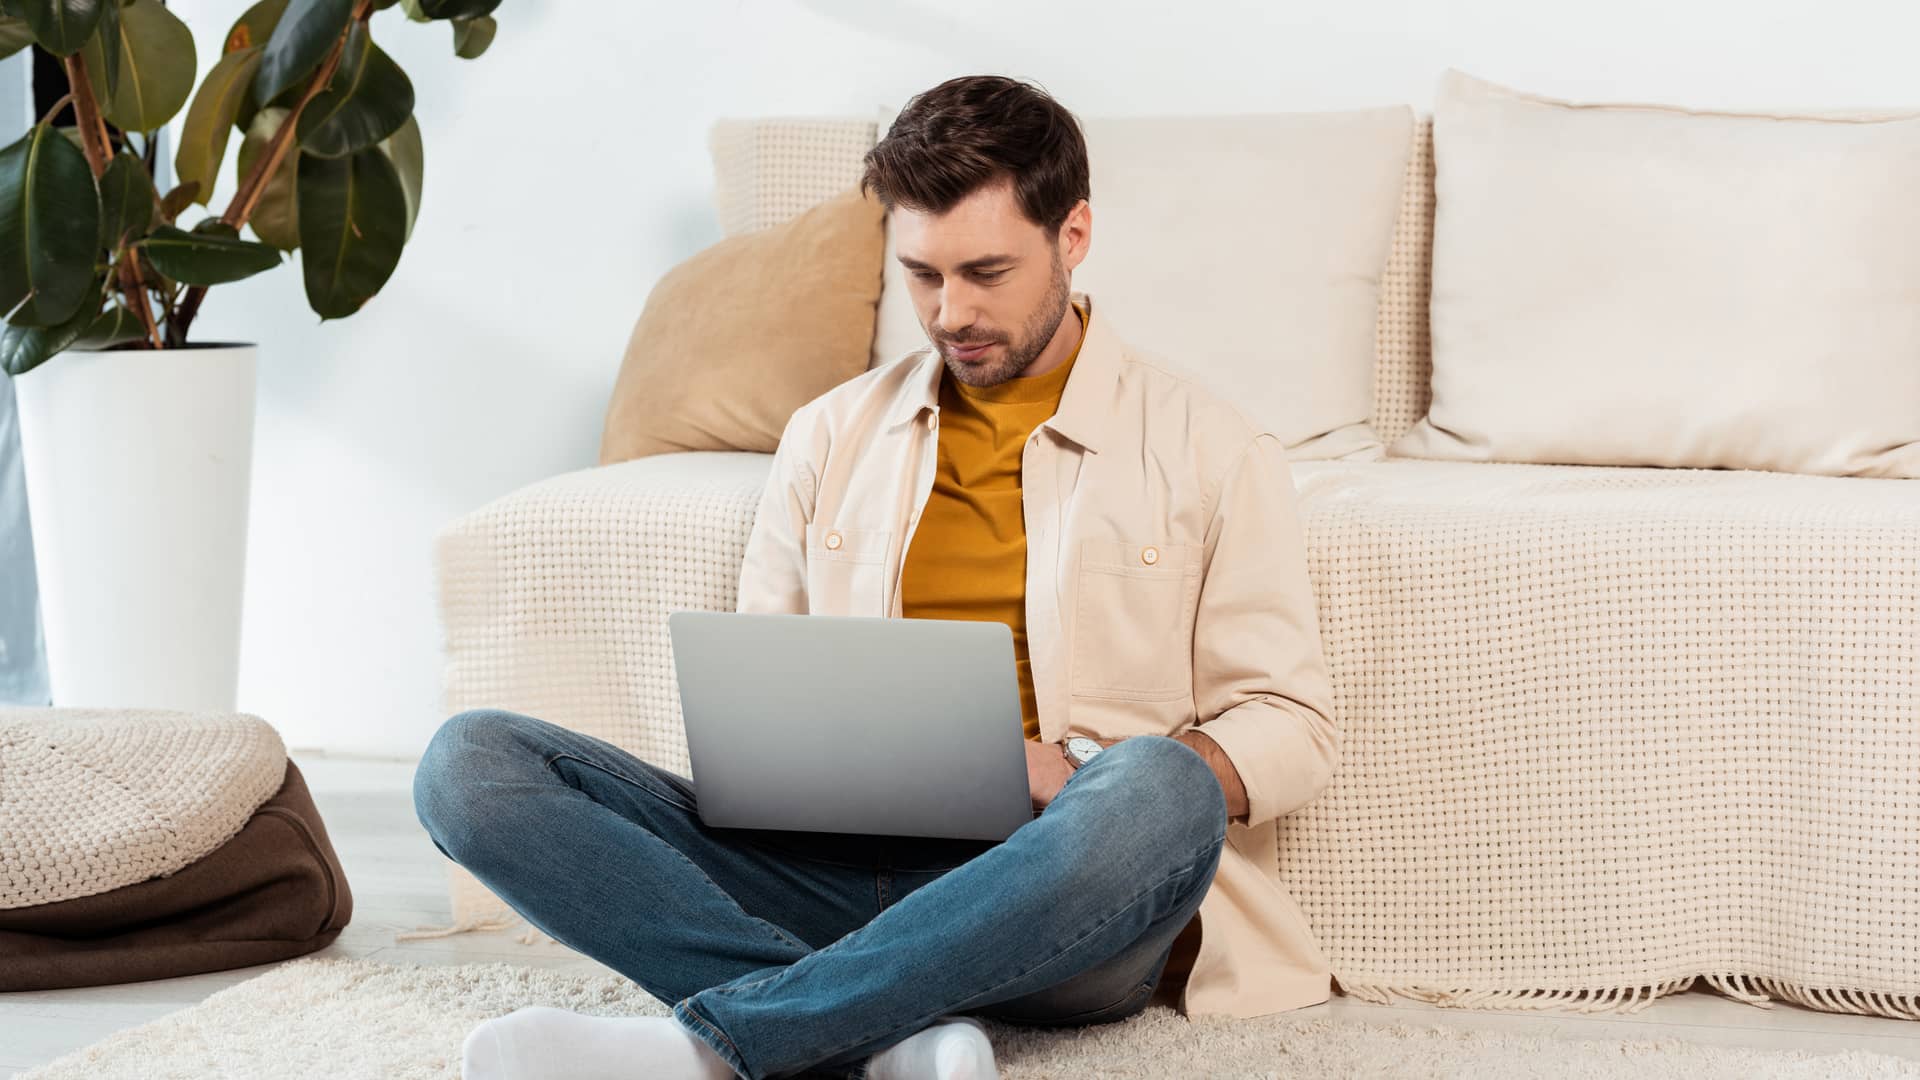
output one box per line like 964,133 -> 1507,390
1061,199 -> 1092,273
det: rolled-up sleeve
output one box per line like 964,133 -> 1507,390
1188,433 -> 1339,829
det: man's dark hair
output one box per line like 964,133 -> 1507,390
861,75 -> 1090,234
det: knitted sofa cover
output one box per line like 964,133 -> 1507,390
412,117 -> 1920,1020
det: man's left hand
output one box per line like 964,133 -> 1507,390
1025,739 -> 1079,811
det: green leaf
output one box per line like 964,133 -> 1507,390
450,14 -> 492,58
1,278 -> 108,376
174,45 -> 262,207
80,0 -> 196,134
397,0 -> 428,20
253,0 -> 353,107
0,16 -> 33,61
71,301 -> 146,349
190,217 -> 241,238
98,149 -> 155,251
0,125 -> 100,328
296,21 -> 412,159
228,0 -> 289,131
376,112 -> 421,242
418,0 -> 497,18
138,223 -> 282,285
237,107 -> 298,250
18,0 -> 102,57
297,146 -> 405,319
91,0 -> 117,97
223,0 -> 285,53
158,179 -> 199,222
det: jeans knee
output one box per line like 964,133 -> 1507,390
1084,735 -> 1227,852
413,708 -> 529,851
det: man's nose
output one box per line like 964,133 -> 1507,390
936,286 -> 984,337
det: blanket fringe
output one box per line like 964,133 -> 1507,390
394,911 -> 558,947
1336,973 -> 1920,1021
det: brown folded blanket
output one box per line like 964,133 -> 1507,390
0,760 -> 354,991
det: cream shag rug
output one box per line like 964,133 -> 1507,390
19,957 -> 1919,1079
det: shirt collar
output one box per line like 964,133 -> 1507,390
882,289 -> 1119,454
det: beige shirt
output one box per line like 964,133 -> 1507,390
734,290 -> 1340,1019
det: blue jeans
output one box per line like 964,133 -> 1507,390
413,709 -> 1226,1080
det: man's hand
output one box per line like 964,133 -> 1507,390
1025,739 -> 1076,811
1027,738 -> 1121,810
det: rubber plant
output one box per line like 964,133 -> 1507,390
0,0 -> 500,375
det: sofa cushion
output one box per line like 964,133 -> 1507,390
599,184 -> 886,464
871,106 -> 1414,460
1392,68 -> 1920,478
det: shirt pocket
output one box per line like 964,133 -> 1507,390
804,523 -> 892,616
1070,538 -> 1203,701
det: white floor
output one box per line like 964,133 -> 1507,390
6,751 -> 1920,1076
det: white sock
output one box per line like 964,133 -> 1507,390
460,1005 -> 737,1080
865,1016 -> 999,1080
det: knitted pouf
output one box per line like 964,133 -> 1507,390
0,707 -> 353,990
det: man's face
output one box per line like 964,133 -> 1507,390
892,177 -> 1091,387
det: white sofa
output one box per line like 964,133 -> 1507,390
424,112 -> 1920,1021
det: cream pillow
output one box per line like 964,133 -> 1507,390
599,184 -> 885,464
872,106 -> 1415,460
1392,68 -> 1920,478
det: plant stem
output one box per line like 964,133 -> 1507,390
63,51 -> 162,349
167,0 -> 376,346
36,91 -> 74,129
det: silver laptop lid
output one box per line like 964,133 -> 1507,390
667,611 -> 1034,842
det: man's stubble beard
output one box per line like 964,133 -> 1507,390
938,248 -> 1073,389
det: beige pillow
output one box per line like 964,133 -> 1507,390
599,184 -> 885,464
871,107 -> 1414,460
1392,69 -> 1920,478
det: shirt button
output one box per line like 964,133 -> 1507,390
826,531 -> 843,550
1141,546 -> 1159,565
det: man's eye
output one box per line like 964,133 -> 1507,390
975,270 -> 1006,280
911,271 -> 939,281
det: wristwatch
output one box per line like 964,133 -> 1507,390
1063,736 -> 1105,770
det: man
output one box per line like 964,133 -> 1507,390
414,74 -> 1338,1080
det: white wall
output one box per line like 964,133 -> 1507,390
168,0 -> 1920,759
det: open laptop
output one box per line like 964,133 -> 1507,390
665,611 -> 1036,842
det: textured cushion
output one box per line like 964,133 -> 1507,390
0,708 -> 351,990
1,708 -> 287,907
598,184 -> 886,464
1392,68 -> 1920,478
1068,109 -> 1412,459
870,107 -> 1413,460
704,113 -> 1443,451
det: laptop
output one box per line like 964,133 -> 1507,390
666,611 -> 1035,842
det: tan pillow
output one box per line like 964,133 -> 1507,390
599,184 -> 885,464
1392,69 -> 1920,478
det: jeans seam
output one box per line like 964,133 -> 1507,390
544,750 -> 698,813
807,834 -> 1225,1064
706,966 -> 796,998
676,1001 -> 749,1075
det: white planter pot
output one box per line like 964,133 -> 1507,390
14,343 -> 257,712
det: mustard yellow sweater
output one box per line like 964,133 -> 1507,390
900,302 -> 1087,740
